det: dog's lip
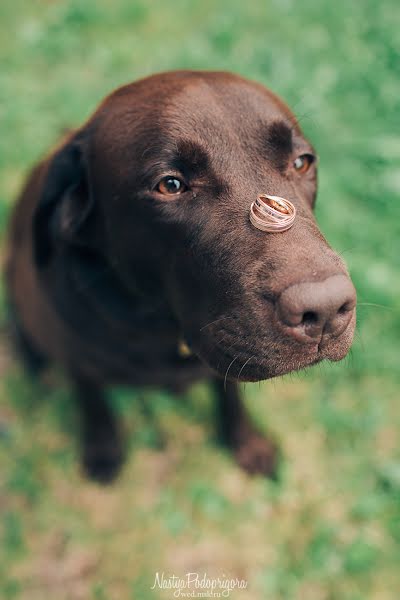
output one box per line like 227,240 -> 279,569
191,337 -> 321,381
189,315 -> 356,381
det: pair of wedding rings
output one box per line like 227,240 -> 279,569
249,194 -> 296,233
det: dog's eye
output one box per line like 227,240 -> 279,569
156,176 -> 187,195
293,154 -> 315,174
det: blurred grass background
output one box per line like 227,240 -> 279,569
0,0 -> 399,598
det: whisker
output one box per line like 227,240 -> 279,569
237,355 -> 254,380
335,246 -> 359,256
346,348 -> 355,369
353,328 -> 366,354
224,355 -> 239,392
200,316 -> 233,332
357,302 -> 393,310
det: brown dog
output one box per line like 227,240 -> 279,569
5,71 -> 356,482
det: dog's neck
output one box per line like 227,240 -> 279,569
41,247 -> 181,344
36,246 -> 207,386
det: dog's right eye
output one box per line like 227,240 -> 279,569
293,153 -> 315,174
156,176 -> 187,196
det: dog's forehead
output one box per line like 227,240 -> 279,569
92,72 -> 309,176
98,71 -> 300,141
162,72 -> 298,139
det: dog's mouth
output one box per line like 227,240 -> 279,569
187,310 -> 356,382
195,342 -> 321,382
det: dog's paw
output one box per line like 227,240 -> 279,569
232,428 -> 280,479
82,431 -> 124,484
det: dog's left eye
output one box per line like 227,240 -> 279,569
156,176 -> 187,196
293,154 -> 315,174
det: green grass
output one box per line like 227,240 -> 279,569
0,0 -> 399,598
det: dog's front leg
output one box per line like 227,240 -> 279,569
213,378 -> 279,478
73,376 -> 124,483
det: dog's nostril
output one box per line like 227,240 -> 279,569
338,302 -> 351,315
302,311 -> 319,325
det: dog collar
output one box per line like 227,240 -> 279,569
178,339 -> 192,358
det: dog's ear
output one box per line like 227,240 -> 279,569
33,130 -> 97,268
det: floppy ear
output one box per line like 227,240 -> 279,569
33,131 -> 96,268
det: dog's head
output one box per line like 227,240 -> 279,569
34,70 -> 356,381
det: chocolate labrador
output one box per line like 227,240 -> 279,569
5,70 -> 356,482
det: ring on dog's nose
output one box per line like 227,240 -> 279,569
249,194 -> 296,232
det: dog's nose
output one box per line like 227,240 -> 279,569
277,274 -> 356,343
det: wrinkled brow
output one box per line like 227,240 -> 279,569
139,139 -> 210,184
173,139 -> 210,176
260,120 -> 294,171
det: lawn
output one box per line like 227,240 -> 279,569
0,1 -> 399,599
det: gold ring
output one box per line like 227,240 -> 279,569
249,194 -> 296,233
